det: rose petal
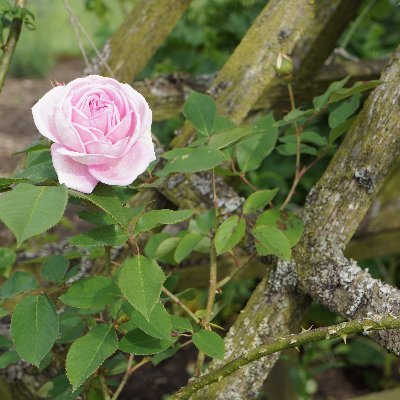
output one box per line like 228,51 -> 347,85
32,85 -> 66,143
106,111 -> 138,144
55,106 -> 85,152
122,84 -> 152,137
54,144 -> 117,165
87,139 -> 156,186
51,144 -> 98,193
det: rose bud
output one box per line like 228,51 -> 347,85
32,75 -> 156,193
275,53 -> 294,82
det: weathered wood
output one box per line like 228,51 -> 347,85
171,0 -> 363,148
87,0 -> 191,82
132,59 -> 385,121
192,47 -> 400,399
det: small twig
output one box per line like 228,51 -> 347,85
281,82 -> 302,210
195,170 -> 219,376
110,355 -> 134,400
162,286 -> 201,324
99,374 -> 112,400
0,0 -> 26,92
63,0 -> 90,68
63,0 -> 114,76
171,316 -> 400,400
128,356 -> 151,375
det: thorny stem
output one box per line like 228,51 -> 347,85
171,316 -> 400,400
281,82 -> 302,210
195,170 -> 219,376
162,286 -> 201,325
0,0 -> 26,92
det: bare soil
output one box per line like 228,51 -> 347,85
0,58 -> 85,175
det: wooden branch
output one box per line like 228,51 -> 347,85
171,0 -> 363,148
132,59 -> 385,121
0,0 -> 26,92
174,47 -> 400,399
172,316 -> 400,400
296,45 -> 400,351
86,0 -> 191,82
346,158 -> 400,259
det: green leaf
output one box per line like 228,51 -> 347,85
276,143 -> 317,156
328,115 -> 357,145
0,184 -> 68,245
125,302 -> 172,339
215,216 -> 246,255
171,315 -> 193,333
13,139 -> 50,155
66,324 -> 117,391
183,91 -> 216,136
37,374 -> 83,400
328,94 -> 361,129
208,127 -> 252,150
236,114 -> 278,172
134,209 -> 193,235
0,177 -> 29,189
174,232 -> 203,263
213,115 -> 236,132
0,351 -> 20,369
77,207 -> 143,227
117,256 -> 166,320
102,353 -> 129,376
14,164 -> 57,183
192,330 -> 224,360
253,225 -> 292,260
279,131 -> 327,147
151,345 -> 181,366
69,184 -> 128,227
329,80 -> 382,103
57,310 -> 85,344
11,294 -> 58,367
119,328 -> 174,355
155,237 -> 180,259
313,76 -> 350,111
243,189 -> 279,214
0,247 -> 16,270
0,271 -> 38,299
41,255 -> 69,284
256,209 -> 304,247
60,276 -> 121,310
69,225 -> 128,247
158,147 -> 226,177
276,108 -> 315,126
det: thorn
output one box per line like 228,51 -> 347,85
341,335 -> 347,344
295,347 -> 300,352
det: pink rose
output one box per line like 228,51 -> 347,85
32,75 -> 155,193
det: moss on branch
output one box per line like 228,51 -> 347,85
171,0 -> 363,148
87,0 -> 191,82
172,316 -> 400,400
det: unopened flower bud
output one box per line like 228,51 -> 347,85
275,53 -> 294,82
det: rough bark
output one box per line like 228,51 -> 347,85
171,0 -> 363,148
191,46 -> 400,399
347,158 -> 400,259
132,59 -> 385,121
86,0 -> 191,82
296,45 -> 400,350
